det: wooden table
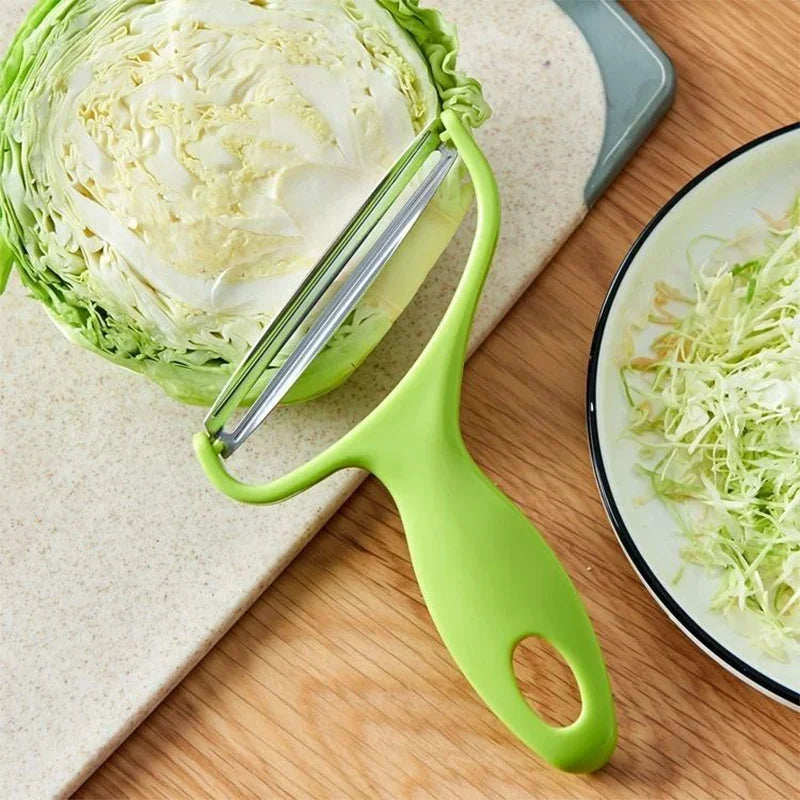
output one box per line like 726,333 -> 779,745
77,2 -> 799,797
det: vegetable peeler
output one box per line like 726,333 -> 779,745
195,109 -> 617,771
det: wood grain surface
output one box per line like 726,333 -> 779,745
76,1 -> 799,797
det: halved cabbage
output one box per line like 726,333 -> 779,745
0,0 -> 489,404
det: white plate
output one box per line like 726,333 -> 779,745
587,123 -> 800,708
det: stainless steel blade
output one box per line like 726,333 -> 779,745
204,122 -> 443,437
215,145 -> 458,457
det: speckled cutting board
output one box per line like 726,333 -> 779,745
0,1 -> 672,796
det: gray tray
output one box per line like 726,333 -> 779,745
558,0 -> 675,202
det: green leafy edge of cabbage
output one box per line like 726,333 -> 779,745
0,0 -> 490,405
374,0 -> 489,128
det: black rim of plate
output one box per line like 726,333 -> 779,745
586,121 -> 800,708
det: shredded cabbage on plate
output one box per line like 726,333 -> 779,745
622,195 -> 800,660
0,0 -> 490,404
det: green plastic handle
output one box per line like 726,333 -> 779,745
195,109 -> 616,770
368,430 -> 617,772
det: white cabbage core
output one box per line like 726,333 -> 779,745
18,0 -> 436,351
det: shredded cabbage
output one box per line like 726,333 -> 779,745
623,195 -> 800,660
0,0 -> 490,404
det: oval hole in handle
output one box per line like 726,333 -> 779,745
513,636 -> 582,728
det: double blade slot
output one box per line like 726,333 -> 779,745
205,121 -> 457,457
